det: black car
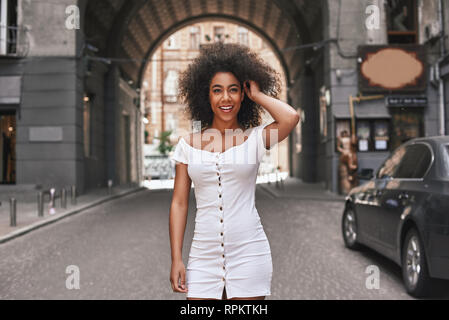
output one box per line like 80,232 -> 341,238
341,136 -> 449,297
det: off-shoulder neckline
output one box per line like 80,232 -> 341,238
179,126 -> 258,154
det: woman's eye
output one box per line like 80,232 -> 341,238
213,89 -> 221,93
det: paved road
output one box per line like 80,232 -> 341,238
0,185 -> 438,299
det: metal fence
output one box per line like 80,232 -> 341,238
144,155 -> 174,180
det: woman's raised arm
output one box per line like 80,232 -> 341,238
244,80 -> 300,150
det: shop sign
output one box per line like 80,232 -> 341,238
386,96 -> 427,107
358,45 -> 426,93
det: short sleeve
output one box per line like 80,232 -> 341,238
257,122 -> 271,162
170,138 -> 188,165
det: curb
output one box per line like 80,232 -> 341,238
0,187 -> 147,245
257,183 -> 345,202
257,184 -> 278,199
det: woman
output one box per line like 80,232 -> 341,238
169,42 -> 299,300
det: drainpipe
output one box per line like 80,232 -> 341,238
438,0 -> 446,136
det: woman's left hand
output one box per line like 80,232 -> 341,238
244,80 -> 263,102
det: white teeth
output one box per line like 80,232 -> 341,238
219,106 -> 233,110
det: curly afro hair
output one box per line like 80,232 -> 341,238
178,42 -> 282,131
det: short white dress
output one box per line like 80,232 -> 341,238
170,123 -> 273,299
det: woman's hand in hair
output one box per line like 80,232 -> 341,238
244,80 -> 263,102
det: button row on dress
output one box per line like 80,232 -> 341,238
217,162 -> 223,224
217,159 -> 225,280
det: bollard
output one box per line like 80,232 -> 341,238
10,198 -> 16,227
275,170 -> 279,189
49,188 -> 56,215
61,188 -> 67,209
38,191 -> 44,217
71,185 -> 77,205
108,179 -> 113,195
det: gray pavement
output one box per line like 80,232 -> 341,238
0,185 -> 145,244
1,178 -> 438,299
257,176 -> 346,202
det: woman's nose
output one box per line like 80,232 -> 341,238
222,90 -> 231,101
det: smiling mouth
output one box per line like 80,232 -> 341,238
219,105 -> 233,112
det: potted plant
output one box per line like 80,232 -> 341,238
155,130 -> 174,156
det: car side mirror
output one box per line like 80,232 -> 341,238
358,168 -> 374,180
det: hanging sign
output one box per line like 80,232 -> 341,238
358,45 -> 426,93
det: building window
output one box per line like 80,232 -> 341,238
237,26 -> 248,46
214,26 -> 225,42
150,101 -> 158,125
83,94 -> 92,158
164,70 -> 178,103
385,0 -> 417,44
0,0 -> 18,55
356,119 -> 390,152
190,26 -> 200,49
165,35 -> 178,49
261,40 -> 268,49
356,120 -> 371,151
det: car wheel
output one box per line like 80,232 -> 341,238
342,207 -> 361,250
402,228 -> 434,298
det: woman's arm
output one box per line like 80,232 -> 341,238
169,161 -> 191,293
244,80 -> 300,149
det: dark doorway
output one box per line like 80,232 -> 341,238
0,111 -> 16,184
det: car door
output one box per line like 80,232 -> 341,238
353,179 -> 378,241
358,146 -> 406,242
377,143 -> 433,252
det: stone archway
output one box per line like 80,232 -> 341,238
79,0 -> 326,189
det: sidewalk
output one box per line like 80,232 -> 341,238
0,185 -> 146,244
257,175 -> 346,202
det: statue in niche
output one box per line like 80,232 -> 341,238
337,130 -> 358,194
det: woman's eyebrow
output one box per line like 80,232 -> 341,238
211,84 -> 240,88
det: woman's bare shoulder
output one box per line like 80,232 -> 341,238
179,132 -> 198,147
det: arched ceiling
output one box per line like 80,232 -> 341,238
83,0 -> 323,87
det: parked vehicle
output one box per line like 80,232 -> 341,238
341,136 -> 449,297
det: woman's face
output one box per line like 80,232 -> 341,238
209,72 -> 244,122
